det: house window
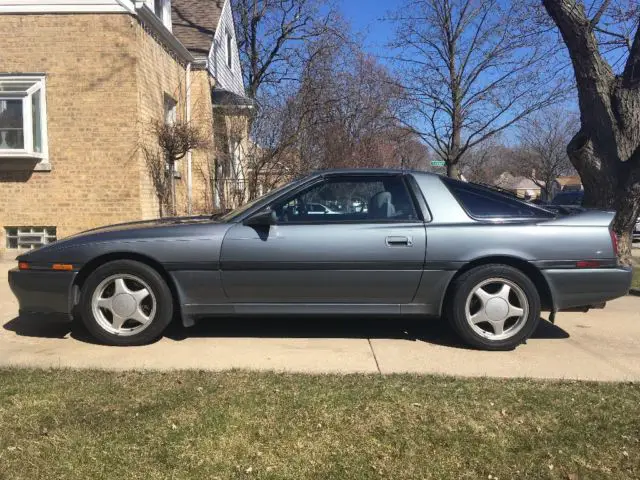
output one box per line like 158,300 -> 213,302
226,31 -> 233,69
163,94 -> 180,176
164,94 -> 177,125
154,0 -> 163,18
153,0 -> 171,28
0,75 -> 48,159
5,226 -> 56,249
230,139 -> 242,179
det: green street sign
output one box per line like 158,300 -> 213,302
431,160 -> 446,167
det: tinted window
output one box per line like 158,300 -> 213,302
272,175 -> 418,223
443,178 -> 555,219
551,191 -> 584,206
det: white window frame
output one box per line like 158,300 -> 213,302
0,74 -> 49,165
151,0 -> 172,30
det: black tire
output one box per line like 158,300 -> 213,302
447,264 -> 541,351
79,260 -> 174,346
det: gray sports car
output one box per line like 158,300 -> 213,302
8,169 -> 632,350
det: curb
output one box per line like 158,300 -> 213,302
629,289 -> 640,297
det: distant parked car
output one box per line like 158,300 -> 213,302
306,203 -> 340,215
551,190 -> 584,207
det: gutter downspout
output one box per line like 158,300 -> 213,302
186,62 -> 192,215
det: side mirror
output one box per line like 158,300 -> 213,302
245,208 -> 277,227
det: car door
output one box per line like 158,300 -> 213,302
219,174 -> 427,305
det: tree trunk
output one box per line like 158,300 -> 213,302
447,161 -> 460,179
566,116 -> 640,265
542,0 -> 640,264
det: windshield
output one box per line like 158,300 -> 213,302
551,191 -> 583,206
219,177 -> 307,222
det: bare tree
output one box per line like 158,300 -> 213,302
516,109 -> 578,200
227,0 -> 342,201
292,41 -> 420,172
233,0 -> 339,100
542,0 -> 640,262
459,139 -> 515,184
390,0 -> 569,178
143,120 -> 209,217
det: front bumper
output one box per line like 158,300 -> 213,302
542,267 -> 633,311
8,268 -> 77,316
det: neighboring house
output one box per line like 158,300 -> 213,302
550,175 -> 583,199
0,0 -> 252,257
494,172 -> 543,200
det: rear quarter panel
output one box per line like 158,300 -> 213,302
410,173 -> 617,311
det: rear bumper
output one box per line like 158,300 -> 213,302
8,268 -> 76,316
542,267 -> 633,311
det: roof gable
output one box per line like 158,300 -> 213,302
171,0 -> 223,57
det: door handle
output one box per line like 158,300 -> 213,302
385,236 -> 412,247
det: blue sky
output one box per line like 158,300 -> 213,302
338,0 -> 400,53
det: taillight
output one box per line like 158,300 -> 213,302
18,262 -> 29,270
610,230 -> 619,256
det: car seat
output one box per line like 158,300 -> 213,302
368,191 -> 396,219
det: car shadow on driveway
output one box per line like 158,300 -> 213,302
3,314 -> 569,349
163,315 -> 569,350
2,315 -> 101,344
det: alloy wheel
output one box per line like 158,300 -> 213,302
91,274 -> 157,336
464,277 -> 529,341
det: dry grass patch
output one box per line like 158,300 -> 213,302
632,268 -> 640,289
0,369 -> 639,479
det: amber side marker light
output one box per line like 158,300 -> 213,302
18,262 -> 29,270
52,264 -> 74,271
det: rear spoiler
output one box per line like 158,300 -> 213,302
539,210 -> 614,227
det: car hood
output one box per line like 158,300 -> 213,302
17,215 -> 228,261
69,215 -> 222,237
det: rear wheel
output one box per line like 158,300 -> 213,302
79,260 -> 173,346
447,264 -> 541,350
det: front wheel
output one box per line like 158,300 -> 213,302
79,260 -> 174,346
447,265 -> 541,351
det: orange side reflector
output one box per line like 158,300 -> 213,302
18,262 -> 29,270
52,263 -> 74,271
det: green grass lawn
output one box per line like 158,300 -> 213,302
633,268 -> 640,289
0,370 -> 638,480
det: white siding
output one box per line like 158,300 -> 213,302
0,0 -> 133,13
208,0 -> 244,96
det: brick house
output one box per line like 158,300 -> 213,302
0,0 -> 252,257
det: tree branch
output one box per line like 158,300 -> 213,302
623,17 -> 640,85
590,0 -> 611,27
542,0 -> 614,105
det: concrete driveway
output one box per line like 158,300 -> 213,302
1,261 -> 639,380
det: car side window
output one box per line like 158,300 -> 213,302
271,175 -> 418,224
442,177 -> 555,219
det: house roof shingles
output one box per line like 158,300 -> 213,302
171,0 -> 223,57
555,175 -> 582,187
